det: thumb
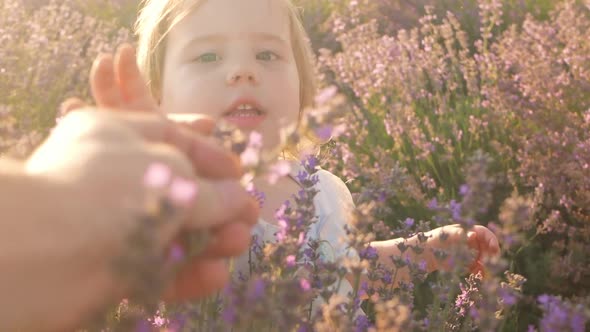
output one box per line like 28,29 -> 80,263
168,113 -> 216,136
467,231 -> 479,252
467,231 -> 483,273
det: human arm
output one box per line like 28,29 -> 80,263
363,224 -> 500,290
0,161 -> 119,331
0,109 -> 258,331
314,173 -> 500,297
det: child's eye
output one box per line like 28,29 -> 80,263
196,52 -> 221,63
256,50 -> 279,61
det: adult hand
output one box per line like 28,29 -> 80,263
60,43 -> 252,301
23,107 -> 257,330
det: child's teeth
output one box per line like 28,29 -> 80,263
230,109 -> 260,117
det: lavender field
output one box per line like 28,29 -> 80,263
1,0 -> 589,331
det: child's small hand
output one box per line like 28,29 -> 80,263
60,44 -> 215,134
465,225 -> 500,275
426,224 -> 500,275
89,43 -> 159,112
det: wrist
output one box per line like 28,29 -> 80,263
0,165 -> 122,330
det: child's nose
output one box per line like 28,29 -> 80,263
226,67 -> 258,86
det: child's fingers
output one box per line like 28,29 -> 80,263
473,226 -> 500,256
467,230 -> 482,262
90,54 -> 124,108
487,233 -> 500,256
466,231 -> 480,251
114,43 -> 158,111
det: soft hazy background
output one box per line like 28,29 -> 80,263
1,1 -> 589,330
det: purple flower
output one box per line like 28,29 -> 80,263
303,248 -> 315,260
250,278 -> 266,300
571,312 -> 586,332
455,286 -> 472,316
286,255 -> 296,267
359,245 -> 378,260
428,198 -> 439,209
418,260 -> 427,272
267,160 -> 291,184
296,170 -> 309,184
237,271 -> 248,282
537,295 -> 586,332
315,85 -> 338,105
315,125 -> 333,141
381,271 -> 393,284
135,320 -> 151,332
297,232 -> 305,245
240,146 -> 260,166
354,314 -> 371,332
450,199 -> 462,220
168,177 -> 198,206
221,306 -> 236,324
152,314 -> 167,327
460,184 -> 470,196
299,278 -> 311,291
246,184 -> 266,208
404,218 -> 415,228
469,306 -> 480,320
167,243 -> 185,263
538,294 -> 551,305
312,276 -> 323,289
143,162 -> 171,189
297,325 -> 311,332
358,281 -> 369,298
168,313 -> 187,331
248,131 -> 263,147
302,156 -> 319,172
501,292 -> 517,306
274,201 -> 290,220
275,220 -> 288,241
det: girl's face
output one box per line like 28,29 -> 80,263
161,0 -> 301,151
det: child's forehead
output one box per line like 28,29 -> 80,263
173,0 -> 291,38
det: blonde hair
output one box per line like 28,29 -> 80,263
135,0 -> 316,114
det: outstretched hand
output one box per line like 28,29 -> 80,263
426,224 -> 500,276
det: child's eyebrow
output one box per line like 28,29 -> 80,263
251,32 -> 289,46
184,32 -> 289,48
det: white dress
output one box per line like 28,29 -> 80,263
232,161 -> 361,315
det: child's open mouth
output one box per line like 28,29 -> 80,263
223,100 -> 267,129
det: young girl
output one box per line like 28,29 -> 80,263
88,0 -> 500,316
